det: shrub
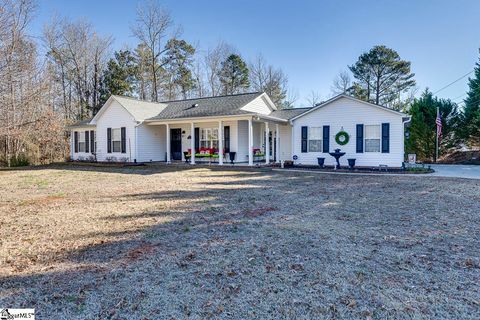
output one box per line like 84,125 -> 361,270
10,154 -> 30,167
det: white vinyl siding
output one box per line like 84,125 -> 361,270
365,125 -> 381,153
308,127 -> 322,152
292,96 -> 405,167
94,100 -> 136,161
136,124 -> 166,162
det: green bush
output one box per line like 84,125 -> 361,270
10,154 -> 30,167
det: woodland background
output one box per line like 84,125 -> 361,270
1,0 -> 479,166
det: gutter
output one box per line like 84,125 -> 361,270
145,113 -> 288,125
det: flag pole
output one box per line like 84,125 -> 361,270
435,107 -> 439,163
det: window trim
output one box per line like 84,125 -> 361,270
200,127 -> 219,149
78,131 -> 86,153
307,126 -> 322,152
364,124 -> 381,153
111,128 -> 122,153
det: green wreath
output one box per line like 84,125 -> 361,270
335,131 -> 350,145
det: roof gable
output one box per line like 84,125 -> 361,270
240,93 -> 277,114
290,94 -> 406,121
91,95 -> 167,123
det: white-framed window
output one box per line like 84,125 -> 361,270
112,128 -> 121,153
308,127 -> 322,152
365,125 -> 381,152
78,131 -> 86,153
200,128 -> 219,149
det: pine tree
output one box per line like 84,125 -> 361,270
218,54 -> 250,95
99,50 -> 137,107
461,51 -> 480,147
406,90 -> 459,161
162,39 -> 196,100
349,45 -> 416,108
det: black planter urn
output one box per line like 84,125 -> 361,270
229,152 -> 236,165
347,158 -> 356,169
317,157 -> 325,167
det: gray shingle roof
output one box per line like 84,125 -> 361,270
113,95 -> 168,120
67,118 -> 95,128
148,92 -> 264,120
269,107 -> 312,120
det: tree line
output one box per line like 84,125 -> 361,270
0,0 -> 478,166
0,0 -> 295,166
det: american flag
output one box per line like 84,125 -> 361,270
436,108 -> 442,138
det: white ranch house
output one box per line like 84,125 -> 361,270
68,92 -> 410,168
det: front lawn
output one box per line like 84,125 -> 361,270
0,164 -> 479,319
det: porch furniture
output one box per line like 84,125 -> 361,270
229,152 -> 236,165
284,160 -> 294,168
183,152 -> 191,163
347,158 -> 356,169
329,148 -> 346,169
317,157 -> 325,167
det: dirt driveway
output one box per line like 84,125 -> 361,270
1,164 -> 479,319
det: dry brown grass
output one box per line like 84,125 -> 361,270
0,164 -> 479,319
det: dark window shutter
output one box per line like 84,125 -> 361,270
356,124 -> 364,153
382,123 -> 390,153
90,130 -> 95,153
121,127 -> 126,153
322,125 -> 330,153
194,127 -> 200,152
224,126 -> 230,153
85,131 -> 89,153
107,128 -> 112,153
301,126 -> 308,153
74,131 -> 78,153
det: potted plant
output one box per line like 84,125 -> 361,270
347,158 -> 356,169
317,157 -> 325,167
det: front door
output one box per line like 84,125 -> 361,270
170,129 -> 182,160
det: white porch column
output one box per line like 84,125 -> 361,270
166,123 -> 171,163
190,122 -> 195,165
248,118 -> 253,166
265,122 -> 270,164
275,124 -> 280,163
218,120 -> 224,165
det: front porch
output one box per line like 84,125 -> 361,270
145,116 -> 288,166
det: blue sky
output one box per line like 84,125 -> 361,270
31,0 -> 480,107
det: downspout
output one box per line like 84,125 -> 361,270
290,119 -> 295,162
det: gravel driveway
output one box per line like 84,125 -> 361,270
1,164 -> 479,319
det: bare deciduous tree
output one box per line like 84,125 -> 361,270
131,0 -> 173,102
305,90 -> 323,107
249,54 -> 289,108
204,41 -> 233,96
1,0 -> 67,166
43,18 -> 112,119
331,70 -> 352,95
